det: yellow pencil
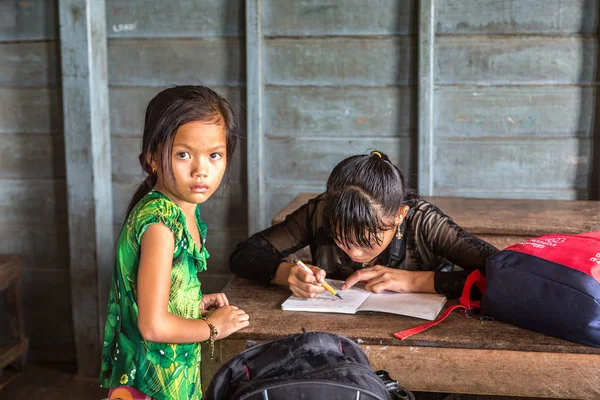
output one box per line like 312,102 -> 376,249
295,259 -> 343,300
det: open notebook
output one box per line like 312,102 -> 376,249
281,279 -> 447,321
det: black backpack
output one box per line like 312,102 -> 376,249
205,331 -> 413,400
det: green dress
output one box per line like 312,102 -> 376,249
100,191 -> 209,399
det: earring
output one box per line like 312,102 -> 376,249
396,225 -> 403,240
152,167 -> 157,174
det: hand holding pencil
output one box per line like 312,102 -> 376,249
293,257 -> 343,300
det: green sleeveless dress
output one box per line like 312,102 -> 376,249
100,191 -> 209,399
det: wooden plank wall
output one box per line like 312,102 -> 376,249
432,0 -> 598,199
106,0 -> 247,293
0,0 -> 75,362
260,0 -> 418,227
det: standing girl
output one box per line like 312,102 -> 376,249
100,85 -> 249,400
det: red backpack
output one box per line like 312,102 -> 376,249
396,232 -> 600,347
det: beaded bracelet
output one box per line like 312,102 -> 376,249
204,318 -> 219,359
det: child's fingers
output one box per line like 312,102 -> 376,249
290,284 -> 324,299
299,280 -> 326,293
342,269 -> 381,290
238,319 -> 250,328
312,267 -> 326,283
293,265 -> 317,284
301,284 -> 325,295
365,278 -> 391,293
238,311 -> 249,321
216,293 -> 229,307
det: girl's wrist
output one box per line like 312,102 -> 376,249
204,317 -> 219,359
271,261 -> 294,286
205,317 -> 219,339
409,271 -> 435,293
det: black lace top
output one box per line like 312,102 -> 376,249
229,192 -> 498,299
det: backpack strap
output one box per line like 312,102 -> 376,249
393,270 -> 486,340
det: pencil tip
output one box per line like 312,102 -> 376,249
336,293 -> 343,300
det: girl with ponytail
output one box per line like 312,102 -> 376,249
101,86 -> 249,400
230,150 -> 498,300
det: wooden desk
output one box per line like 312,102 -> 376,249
202,277 -> 600,399
272,193 -> 600,250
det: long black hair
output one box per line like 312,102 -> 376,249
322,150 -> 406,248
125,85 -> 239,217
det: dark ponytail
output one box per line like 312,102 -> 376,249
322,150 -> 406,248
124,85 -> 239,218
124,155 -> 159,218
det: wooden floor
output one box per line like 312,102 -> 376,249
0,363 -> 543,400
0,363 -> 106,399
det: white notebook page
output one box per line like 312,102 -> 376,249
280,280 -> 369,314
358,291 -> 447,320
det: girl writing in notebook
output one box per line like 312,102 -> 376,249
230,150 -> 498,300
100,86 -> 249,400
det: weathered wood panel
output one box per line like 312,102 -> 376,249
257,5 -> 417,231
0,41 -> 60,86
0,0 -> 58,41
264,138 -> 413,184
111,137 -> 244,183
264,0 -> 415,36
107,39 -> 244,86
432,186 -> 590,201
106,0 -> 242,38
271,193 -> 600,237
434,139 -> 591,193
0,88 -> 62,134
418,0 -> 435,196
25,310 -> 75,362
0,134 -> 64,179
0,0 -> 66,366
0,180 -> 67,224
20,268 -> 75,360
60,0 -> 113,376
266,37 -> 415,86
364,345 -> 600,399
436,0 -> 598,34
436,36 -> 598,85
265,86 -> 415,137
199,274 -> 235,295
435,86 -> 595,138
0,223 -> 68,269
20,269 -> 72,318
112,181 -> 247,228
265,185 -> 325,225
246,0 -> 265,234
199,229 -> 248,276
109,86 -> 243,135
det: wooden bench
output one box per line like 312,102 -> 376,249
0,255 -> 28,390
272,193 -> 600,250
